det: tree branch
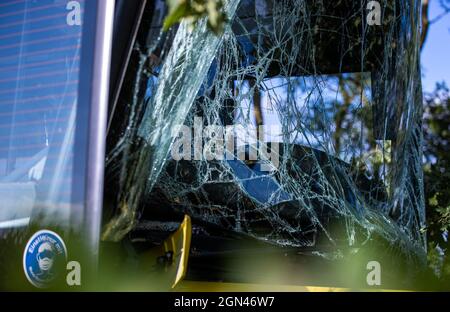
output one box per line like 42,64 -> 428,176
421,0 -> 430,50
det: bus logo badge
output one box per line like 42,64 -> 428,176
23,230 -> 67,288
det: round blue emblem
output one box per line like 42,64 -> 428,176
23,230 -> 67,288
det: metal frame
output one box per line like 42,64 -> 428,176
73,0 -> 115,272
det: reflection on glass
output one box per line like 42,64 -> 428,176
0,0 -> 85,228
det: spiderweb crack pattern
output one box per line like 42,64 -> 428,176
104,0 -> 426,264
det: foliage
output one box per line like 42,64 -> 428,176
164,0 -> 227,34
423,82 -> 450,279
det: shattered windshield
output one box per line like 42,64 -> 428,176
104,0 -> 425,264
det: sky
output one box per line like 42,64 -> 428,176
421,0 -> 450,92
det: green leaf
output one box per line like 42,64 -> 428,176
163,0 -> 189,31
163,0 -> 227,35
